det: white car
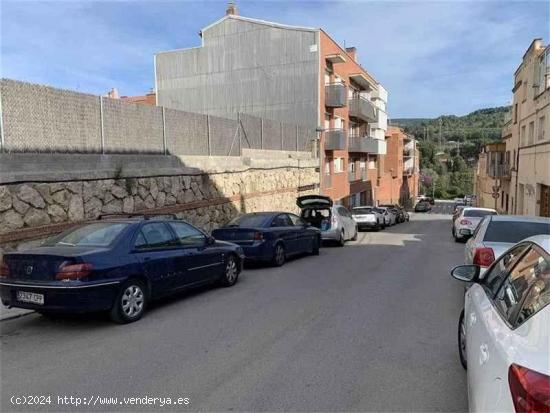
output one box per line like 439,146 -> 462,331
453,207 -> 497,242
465,215 -> 550,274
351,206 -> 385,230
451,235 -> 550,413
376,206 -> 396,226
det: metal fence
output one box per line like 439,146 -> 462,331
0,79 -> 317,156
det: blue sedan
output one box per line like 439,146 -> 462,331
0,216 -> 244,323
211,212 -> 321,266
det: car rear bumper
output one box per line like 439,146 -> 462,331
239,242 -> 274,262
0,280 -> 121,313
356,221 -> 379,229
321,228 -> 341,241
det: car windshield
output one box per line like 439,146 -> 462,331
228,214 -> 269,228
464,209 -> 496,218
483,221 -> 550,243
353,208 -> 374,214
43,222 -> 129,247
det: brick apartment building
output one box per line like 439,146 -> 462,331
153,4 -> 395,208
377,126 -> 419,206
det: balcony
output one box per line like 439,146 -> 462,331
348,136 -> 387,154
348,96 -> 377,123
370,110 -> 388,131
324,129 -> 346,150
348,170 -> 358,182
325,84 -> 347,108
487,163 -> 511,179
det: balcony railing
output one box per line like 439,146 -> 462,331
487,163 -> 511,179
324,129 -> 346,150
348,96 -> 377,123
325,83 -> 347,108
348,136 -> 387,154
348,171 -> 357,182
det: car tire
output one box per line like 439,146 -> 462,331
338,230 -> 345,247
272,243 -> 286,267
219,254 -> 239,287
311,236 -> 320,255
458,310 -> 467,370
110,279 -> 147,324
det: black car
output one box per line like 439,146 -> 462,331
0,215 -> 245,323
414,201 -> 431,212
212,212 -> 321,266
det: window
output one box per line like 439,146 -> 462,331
271,214 -> 293,227
337,206 -> 351,217
483,221 -> 550,243
288,214 -> 305,226
463,209 -> 497,218
137,223 -> 175,249
44,222 -> 129,247
521,125 -> 526,146
528,121 -> 534,145
483,243 -> 530,296
539,116 -> 545,141
495,246 -> 549,327
169,222 -> 206,247
513,103 -> 518,124
334,158 -> 344,173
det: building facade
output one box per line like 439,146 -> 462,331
483,39 -> 550,217
474,142 -> 508,212
154,6 -> 389,208
377,127 -> 419,207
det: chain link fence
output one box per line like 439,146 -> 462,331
0,79 -> 317,156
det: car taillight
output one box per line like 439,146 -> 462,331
460,219 -> 472,225
253,232 -> 264,241
0,260 -> 9,278
55,262 -> 93,280
509,364 -> 550,413
473,247 -> 495,267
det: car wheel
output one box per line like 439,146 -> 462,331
110,279 -> 147,324
220,254 -> 239,287
311,236 -> 320,255
338,230 -> 345,247
272,243 -> 286,266
458,310 -> 467,370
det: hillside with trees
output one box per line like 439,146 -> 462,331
392,106 -> 509,199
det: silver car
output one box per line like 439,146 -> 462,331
464,215 -> 550,274
377,206 -> 397,226
452,207 -> 497,242
298,195 -> 357,246
351,206 -> 385,230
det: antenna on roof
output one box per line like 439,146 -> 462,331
226,1 -> 238,16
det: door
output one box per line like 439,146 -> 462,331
168,221 -> 223,287
288,213 -> 313,253
133,223 -> 182,296
337,206 -> 354,239
465,243 -> 531,412
270,214 -> 298,254
540,184 -> 550,217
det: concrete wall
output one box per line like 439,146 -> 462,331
155,16 -> 320,128
0,152 -> 319,254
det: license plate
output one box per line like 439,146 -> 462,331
17,291 -> 44,305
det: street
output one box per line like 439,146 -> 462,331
1,209 -> 468,412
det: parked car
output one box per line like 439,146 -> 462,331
464,194 -> 476,206
414,201 -> 431,212
377,206 -> 397,225
451,235 -> 550,413
452,205 -> 466,223
452,207 -> 497,242
379,204 -> 406,223
297,195 -> 357,246
465,215 -> 550,274
0,216 -> 244,323
351,206 -> 385,230
211,212 -> 321,266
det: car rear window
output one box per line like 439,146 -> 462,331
484,221 -> 550,243
228,214 -> 269,228
44,223 -> 129,247
464,209 -> 496,218
353,208 -> 374,214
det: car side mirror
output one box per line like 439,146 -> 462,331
450,265 -> 480,282
207,236 -> 216,245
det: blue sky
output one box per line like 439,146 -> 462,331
1,0 -> 549,117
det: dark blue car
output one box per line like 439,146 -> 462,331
0,216 -> 244,323
211,212 -> 321,266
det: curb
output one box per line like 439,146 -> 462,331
0,308 -> 35,322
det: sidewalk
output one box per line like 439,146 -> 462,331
0,305 -> 34,321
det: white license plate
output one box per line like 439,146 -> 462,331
17,291 -> 44,305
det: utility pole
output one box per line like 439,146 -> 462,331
438,118 -> 442,151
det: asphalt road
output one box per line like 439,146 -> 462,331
1,208 -> 468,412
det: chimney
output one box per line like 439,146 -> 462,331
226,1 -> 238,16
346,47 -> 357,61
107,88 -> 119,99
